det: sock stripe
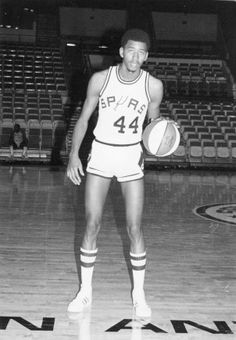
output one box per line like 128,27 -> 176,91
131,259 -> 146,268
130,251 -> 146,261
80,248 -> 98,257
130,251 -> 146,256
131,264 -> 146,271
80,248 -> 97,269
130,252 -> 146,271
81,254 -> 96,263
80,261 -> 95,268
130,254 -> 146,261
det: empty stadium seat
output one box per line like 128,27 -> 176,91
196,127 -> 209,136
27,108 -> 40,121
40,109 -> 51,121
52,109 -> 64,121
14,107 -> 26,120
28,120 -> 41,150
189,140 -> 202,162
2,107 -> 13,120
0,121 -> 13,148
202,141 -> 216,162
41,121 -> 53,150
231,142 -> 236,162
216,141 -> 230,162
171,141 -> 187,162
200,134 -> 212,143
227,135 -> 236,147
182,127 -> 195,140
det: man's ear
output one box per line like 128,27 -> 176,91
144,51 -> 149,61
119,47 -> 124,58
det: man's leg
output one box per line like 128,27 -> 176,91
121,179 -> 151,318
22,146 -> 28,158
9,145 -> 14,158
68,174 -> 111,313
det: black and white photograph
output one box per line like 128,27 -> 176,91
0,1 -> 235,339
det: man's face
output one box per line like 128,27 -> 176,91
119,40 -> 148,73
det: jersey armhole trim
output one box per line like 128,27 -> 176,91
145,72 -> 151,102
99,67 -> 113,97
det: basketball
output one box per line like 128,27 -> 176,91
142,118 -> 180,157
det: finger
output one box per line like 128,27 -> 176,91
78,164 -> 85,176
169,119 -> 180,128
66,169 -> 77,185
67,168 -> 81,185
71,168 -> 81,185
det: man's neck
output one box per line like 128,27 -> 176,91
118,64 -> 141,82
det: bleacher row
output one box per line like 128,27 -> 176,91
0,44 -> 67,93
0,92 -> 64,121
145,59 -> 227,81
144,59 -> 232,99
152,41 -> 220,60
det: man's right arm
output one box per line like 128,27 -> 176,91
67,71 -> 106,185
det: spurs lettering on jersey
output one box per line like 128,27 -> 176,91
94,66 -> 150,146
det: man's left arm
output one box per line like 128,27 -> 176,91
147,75 -> 164,122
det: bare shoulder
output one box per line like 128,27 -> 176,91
89,69 -> 110,94
148,74 -> 163,102
148,74 -> 163,92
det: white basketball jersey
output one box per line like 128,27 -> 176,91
94,65 -> 150,146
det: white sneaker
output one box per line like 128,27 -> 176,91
67,289 -> 92,313
132,289 -> 152,319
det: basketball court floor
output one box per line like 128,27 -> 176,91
0,165 -> 235,339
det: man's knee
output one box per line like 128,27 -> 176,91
127,224 -> 142,241
85,215 -> 101,238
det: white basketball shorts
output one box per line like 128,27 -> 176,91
86,140 -> 144,182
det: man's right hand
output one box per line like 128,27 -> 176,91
66,154 -> 85,185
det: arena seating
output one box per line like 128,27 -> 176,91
144,99 -> 236,167
143,57 -> 232,99
0,40 -> 236,168
0,43 -> 67,161
138,53 -> 236,168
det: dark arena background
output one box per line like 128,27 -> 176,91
0,1 -> 235,340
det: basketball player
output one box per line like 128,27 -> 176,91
67,29 -> 163,318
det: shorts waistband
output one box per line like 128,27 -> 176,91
95,139 -> 140,147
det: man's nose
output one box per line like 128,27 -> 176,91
132,52 -> 138,61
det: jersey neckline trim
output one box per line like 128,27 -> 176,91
116,65 -> 143,85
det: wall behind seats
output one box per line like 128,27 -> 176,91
152,12 -> 218,42
59,7 -> 127,38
